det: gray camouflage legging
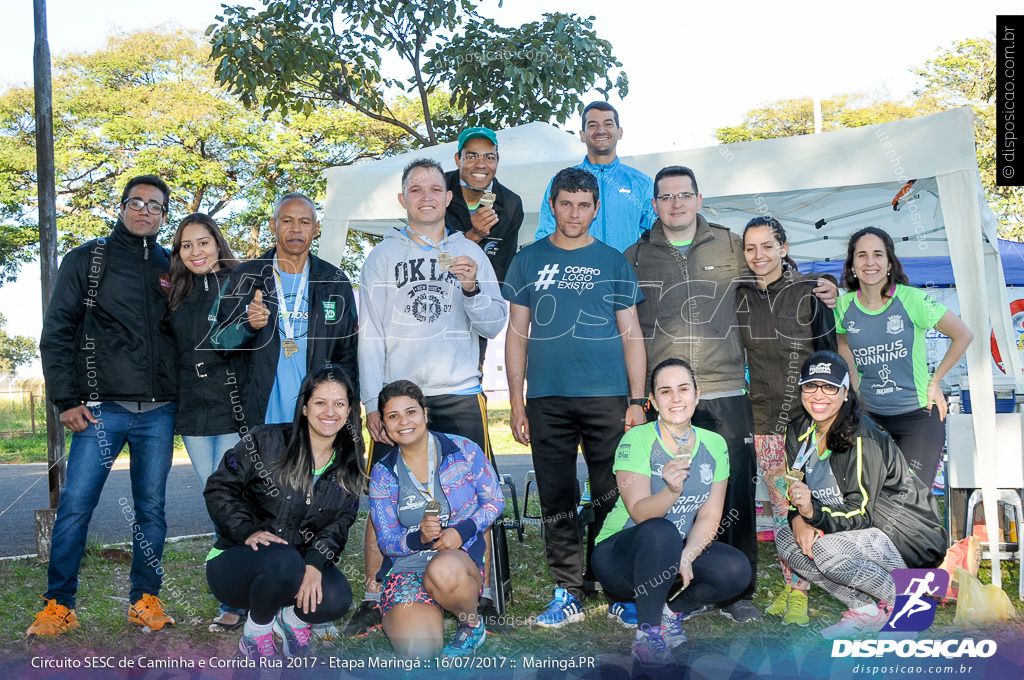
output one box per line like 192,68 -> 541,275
776,526 -> 906,608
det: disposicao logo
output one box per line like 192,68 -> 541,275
884,568 -> 948,632
831,568 -> 997,659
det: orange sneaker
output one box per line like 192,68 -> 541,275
129,594 -> 175,632
26,598 -> 78,638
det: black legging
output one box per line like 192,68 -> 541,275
592,517 -> 750,627
207,543 -> 352,625
869,408 -> 944,489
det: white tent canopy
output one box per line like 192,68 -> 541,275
322,107 -> 1017,582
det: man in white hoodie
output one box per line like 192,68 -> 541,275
345,158 -> 508,637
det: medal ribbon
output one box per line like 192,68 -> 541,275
272,256 -> 309,341
402,434 -> 438,503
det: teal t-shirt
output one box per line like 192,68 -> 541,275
596,422 -> 729,544
835,284 -> 946,415
502,237 -> 643,398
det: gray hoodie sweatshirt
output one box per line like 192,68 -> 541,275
358,226 -> 508,409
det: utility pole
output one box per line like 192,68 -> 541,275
34,0 -> 65,561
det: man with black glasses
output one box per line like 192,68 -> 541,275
32,175 -> 179,637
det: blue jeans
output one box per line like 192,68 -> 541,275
182,433 -> 241,491
182,432 -> 245,618
46,402 -> 176,608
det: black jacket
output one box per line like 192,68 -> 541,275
736,268 -> 837,434
40,220 -> 177,412
204,424 -> 360,571
785,412 -> 947,568
165,268 -> 249,436
211,248 -> 358,425
444,170 -> 524,285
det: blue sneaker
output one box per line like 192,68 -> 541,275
608,602 -> 638,629
273,610 -> 313,658
631,623 -> 674,666
661,612 -> 688,649
535,588 -> 585,628
441,618 -> 486,656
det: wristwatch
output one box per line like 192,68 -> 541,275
462,283 -> 482,297
629,398 -> 648,407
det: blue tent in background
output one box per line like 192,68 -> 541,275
800,238 -> 1024,288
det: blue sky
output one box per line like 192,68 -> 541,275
0,0 -> 1014,357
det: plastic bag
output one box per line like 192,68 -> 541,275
938,536 -> 982,601
952,567 -> 1016,627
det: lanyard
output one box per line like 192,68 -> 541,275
793,425 -> 830,472
272,256 -> 309,341
402,435 -> 438,502
655,421 -> 693,459
405,226 -> 451,253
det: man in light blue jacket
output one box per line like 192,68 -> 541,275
535,102 -> 656,252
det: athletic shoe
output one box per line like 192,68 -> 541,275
342,600 -> 381,638
479,597 -> 511,634
820,606 -> 889,639
783,589 -> 810,626
26,598 -> 78,638
677,603 -> 714,622
661,612 -> 689,649
128,594 -> 175,632
441,618 -> 487,656
534,588 -> 585,628
238,629 -> 282,662
608,602 -> 638,629
273,610 -> 313,658
720,599 -> 762,623
631,624 -> 674,666
766,586 -> 791,616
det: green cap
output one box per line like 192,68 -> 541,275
457,127 -> 498,151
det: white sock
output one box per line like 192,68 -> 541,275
854,602 -> 879,616
280,606 -> 307,629
481,587 -> 493,600
244,615 -> 273,638
364,591 -> 381,603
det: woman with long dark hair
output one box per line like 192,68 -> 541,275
736,216 -> 836,626
836,226 -> 973,488
369,380 -> 504,658
164,213 -> 246,631
204,364 -> 363,660
591,358 -> 749,666
778,351 -> 946,639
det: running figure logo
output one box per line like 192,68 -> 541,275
883,568 -> 949,632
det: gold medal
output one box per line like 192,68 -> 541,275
479,191 -> 496,208
282,338 -> 299,358
438,252 -> 454,272
676,427 -> 694,466
784,469 -> 805,486
424,500 -> 442,518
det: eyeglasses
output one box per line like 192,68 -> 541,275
655,192 -> 698,203
800,382 -> 841,395
122,197 -> 167,215
461,152 -> 498,163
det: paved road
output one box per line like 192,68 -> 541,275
0,454 -> 589,558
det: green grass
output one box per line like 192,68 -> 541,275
3,508 -> 1023,667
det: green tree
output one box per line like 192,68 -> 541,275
913,37 -> 1022,236
0,313 -> 36,376
715,94 -> 924,144
0,27 -> 413,280
208,0 -> 627,145
715,37 -> 1018,236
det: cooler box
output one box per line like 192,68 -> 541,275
960,376 -> 1016,414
